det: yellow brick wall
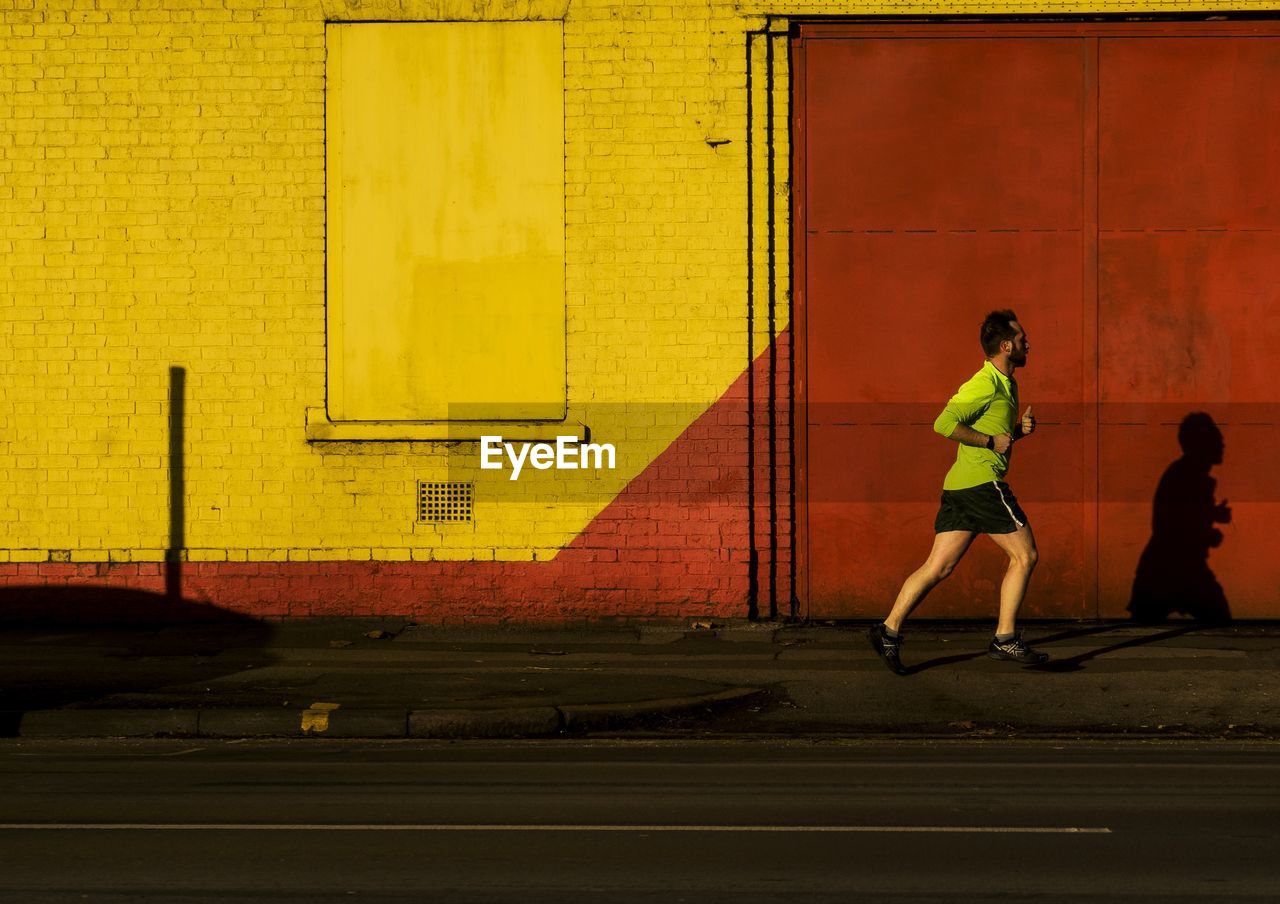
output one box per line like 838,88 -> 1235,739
0,0 -> 1267,564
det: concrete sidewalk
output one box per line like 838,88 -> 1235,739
1,618 -> 1277,739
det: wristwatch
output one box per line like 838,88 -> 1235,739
985,435 -> 994,450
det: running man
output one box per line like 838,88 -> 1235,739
868,310 -> 1048,675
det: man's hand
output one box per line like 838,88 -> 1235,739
990,432 -> 1013,454
1020,405 -> 1036,437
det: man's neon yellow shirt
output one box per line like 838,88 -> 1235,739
933,359 -> 1019,491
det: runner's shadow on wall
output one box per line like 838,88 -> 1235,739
0,589 -> 276,737
1128,412 -> 1232,626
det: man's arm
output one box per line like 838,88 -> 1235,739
933,373 -> 1010,452
947,422 -> 1011,454
948,422 -> 1000,448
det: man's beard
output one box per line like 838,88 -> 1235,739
1011,351 -> 1028,367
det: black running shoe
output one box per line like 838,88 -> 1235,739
988,632 -> 1049,665
868,623 -> 908,675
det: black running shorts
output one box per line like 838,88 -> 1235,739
934,481 -> 1028,535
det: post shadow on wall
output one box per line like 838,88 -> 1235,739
166,365 -> 184,603
1128,412 -> 1233,627
0,366 -> 275,736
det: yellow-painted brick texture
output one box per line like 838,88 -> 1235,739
2,0 -> 326,561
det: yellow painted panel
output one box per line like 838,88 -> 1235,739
327,22 -> 566,422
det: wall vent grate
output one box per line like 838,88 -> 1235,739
418,481 -> 473,523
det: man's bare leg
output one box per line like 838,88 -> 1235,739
884,530 -> 976,633
988,524 -> 1039,636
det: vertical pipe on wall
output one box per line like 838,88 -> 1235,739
786,26 -> 799,619
745,29 -> 759,620
766,27 -> 778,620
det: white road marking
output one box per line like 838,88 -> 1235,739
0,824 -> 1111,834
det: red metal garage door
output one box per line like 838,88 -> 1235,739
796,21 -> 1280,620
1097,35 -> 1280,621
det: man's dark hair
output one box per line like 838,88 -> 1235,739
980,309 -> 1020,357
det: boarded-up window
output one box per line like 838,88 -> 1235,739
326,22 -> 566,422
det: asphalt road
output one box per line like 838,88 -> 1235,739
0,739 -> 1277,903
